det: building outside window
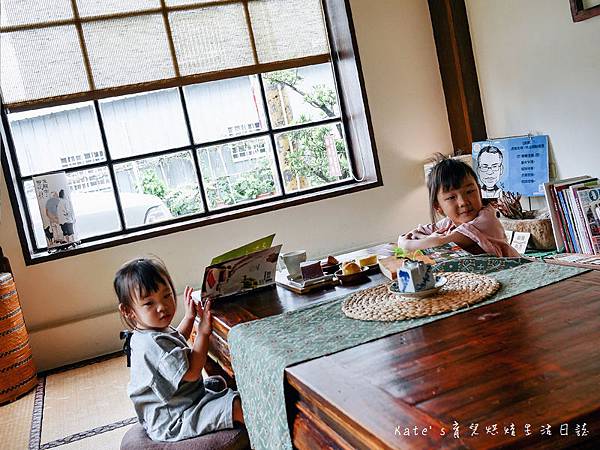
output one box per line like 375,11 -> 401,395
0,0 -> 380,263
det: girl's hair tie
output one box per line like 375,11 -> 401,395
120,330 -> 134,367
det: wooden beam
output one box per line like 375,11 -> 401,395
428,0 -> 486,154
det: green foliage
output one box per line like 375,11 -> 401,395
393,247 -> 424,260
304,84 -> 336,117
286,125 -> 331,182
140,170 -> 167,199
138,70 -> 349,214
232,159 -> 275,200
205,159 -> 275,208
263,69 -> 302,88
264,68 -> 349,185
205,177 -> 234,209
286,123 -> 350,184
164,187 -> 202,217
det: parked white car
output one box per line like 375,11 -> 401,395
30,191 -> 173,248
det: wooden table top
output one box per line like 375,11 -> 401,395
285,270 -> 600,449
207,244 -> 395,376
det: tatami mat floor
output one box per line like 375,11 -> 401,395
0,354 -> 135,450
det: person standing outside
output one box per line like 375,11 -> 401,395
57,189 -> 76,243
45,192 -> 61,244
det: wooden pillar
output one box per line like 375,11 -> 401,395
428,0 -> 487,154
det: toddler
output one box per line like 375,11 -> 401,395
115,257 -> 244,442
398,155 -> 519,257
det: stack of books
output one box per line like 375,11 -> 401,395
543,176 -> 600,255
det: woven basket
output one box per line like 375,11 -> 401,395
0,273 -> 37,404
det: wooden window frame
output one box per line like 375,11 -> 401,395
0,0 -> 381,266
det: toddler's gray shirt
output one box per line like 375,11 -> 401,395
128,327 -> 237,441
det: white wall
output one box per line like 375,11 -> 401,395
0,0 -> 452,370
466,0 -> 600,181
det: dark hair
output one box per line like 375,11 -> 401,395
58,189 -> 65,198
426,153 -> 480,226
477,145 -> 503,165
114,257 -> 176,329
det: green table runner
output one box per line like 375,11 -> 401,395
228,258 -> 586,450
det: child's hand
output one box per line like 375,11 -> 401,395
183,286 -> 198,320
397,235 -> 411,248
196,299 -> 213,337
402,231 -> 428,240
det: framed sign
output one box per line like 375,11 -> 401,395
472,135 -> 549,198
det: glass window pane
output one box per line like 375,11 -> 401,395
0,0 -> 73,27
25,168 -> 120,249
248,0 -> 328,64
76,0 -> 160,17
183,76 -> 267,144
0,26 -> 89,105
8,103 -> 105,176
263,64 -> 340,128
100,89 -> 189,159
114,151 -> 202,225
275,123 -> 350,193
197,137 -> 280,210
83,14 -> 174,88
169,3 -> 254,75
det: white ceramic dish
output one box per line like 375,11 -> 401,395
388,276 -> 447,298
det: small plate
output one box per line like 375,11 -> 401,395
360,262 -> 380,275
320,262 -> 341,275
388,276 -> 447,298
335,266 -> 369,285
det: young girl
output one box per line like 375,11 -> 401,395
398,155 -> 519,257
114,257 -> 244,442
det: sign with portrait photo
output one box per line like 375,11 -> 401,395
472,135 -> 549,198
32,172 -> 77,248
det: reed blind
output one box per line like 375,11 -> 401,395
0,0 -> 330,111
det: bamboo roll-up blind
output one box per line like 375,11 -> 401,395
0,0 -> 330,111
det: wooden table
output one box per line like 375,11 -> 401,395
206,244 -> 396,379
207,246 -> 600,449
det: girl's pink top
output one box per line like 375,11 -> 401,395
414,205 -> 520,257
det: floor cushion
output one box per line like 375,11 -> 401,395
120,423 -> 249,450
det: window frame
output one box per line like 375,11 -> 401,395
0,0 -> 382,265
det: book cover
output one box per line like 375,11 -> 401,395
569,179 -> 599,254
552,176 -> 593,253
577,187 -> 600,255
420,243 -> 470,261
201,241 -> 282,300
558,189 -> 580,253
543,181 -> 565,251
211,234 -> 275,265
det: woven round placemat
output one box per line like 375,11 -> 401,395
342,272 -> 500,321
